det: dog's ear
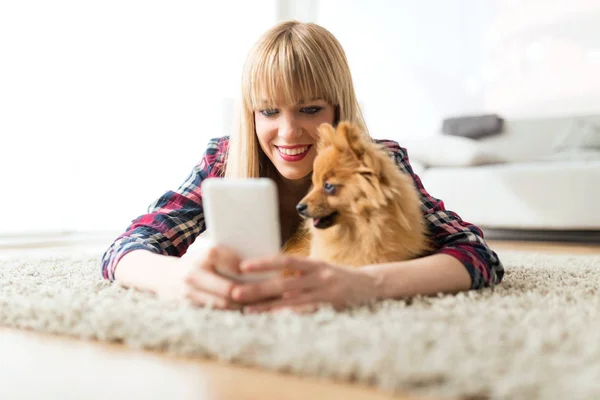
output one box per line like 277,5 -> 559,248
338,121 -> 367,159
317,123 -> 341,152
318,121 -> 368,158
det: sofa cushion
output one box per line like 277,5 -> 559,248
403,135 -> 505,167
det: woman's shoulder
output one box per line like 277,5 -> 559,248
372,138 -> 408,159
202,136 -> 229,169
205,136 -> 230,154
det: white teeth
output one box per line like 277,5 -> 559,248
278,146 -> 309,156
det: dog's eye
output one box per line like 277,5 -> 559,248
323,182 -> 336,195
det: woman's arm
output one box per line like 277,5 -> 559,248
362,253 -> 471,299
114,246 -> 245,311
232,254 -> 472,313
113,249 -> 181,293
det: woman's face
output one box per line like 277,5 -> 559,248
254,98 -> 335,181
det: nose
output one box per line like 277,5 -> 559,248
279,114 -> 302,140
296,203 -> 308,216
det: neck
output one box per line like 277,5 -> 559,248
274,173 -> 313,199
272,173 -> 313,246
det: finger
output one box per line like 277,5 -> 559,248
243,291 -> 323,313
277,304 -> 320,314
202,246 -> 243,275
185,289 -> 242,310
240,255 -> 321,274
282,289 -> 306,299
232,271 -> 322,303
185,268 -> 237,299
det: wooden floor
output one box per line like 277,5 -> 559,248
488,240 -> 600,255
0,328 -> 412,400
1,240 -> 598,400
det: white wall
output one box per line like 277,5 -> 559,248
315,0 -> 600,141
0,0 -> 276,234
316,0 -> 495,141
481,0 -> 600,117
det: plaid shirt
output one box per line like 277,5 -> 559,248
101,137 -> 504,289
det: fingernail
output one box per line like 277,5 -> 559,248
232,287 -> 242,300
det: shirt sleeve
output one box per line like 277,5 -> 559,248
100,137 -> 227,281
380,140 -> 505,289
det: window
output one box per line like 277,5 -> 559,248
0,0 -> 276,234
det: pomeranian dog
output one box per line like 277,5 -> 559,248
282,121 -> 431,267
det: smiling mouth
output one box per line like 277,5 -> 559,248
275,145 -> 312,162
313,212 -> 339,229
276,145 -> 310,155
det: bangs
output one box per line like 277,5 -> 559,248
244,32 -> 339,110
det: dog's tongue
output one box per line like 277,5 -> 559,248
313,218 -> 321,227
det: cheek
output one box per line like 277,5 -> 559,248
327,195 -> 342,209
254,114 -> 276,144
307,108 -> 336,141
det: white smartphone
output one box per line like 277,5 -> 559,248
201,178 -> 281,283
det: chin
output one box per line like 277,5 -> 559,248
272,158 -> 314,181
277,167 -> 312,181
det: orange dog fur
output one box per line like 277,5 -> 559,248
282,121 -> 432,267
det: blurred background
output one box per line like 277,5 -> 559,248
1,0 -> 599,247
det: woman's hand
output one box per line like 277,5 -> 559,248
231,255 -> 382,313
152,246 -> 245,310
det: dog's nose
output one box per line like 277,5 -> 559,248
296,203 -> 308,216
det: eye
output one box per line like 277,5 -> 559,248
323,182 -> 336,195
301,106 -> 323,115
259,109 -> 279,117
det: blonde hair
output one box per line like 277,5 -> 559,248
225,20 -> 368,178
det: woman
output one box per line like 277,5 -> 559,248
101,21 -> 504,313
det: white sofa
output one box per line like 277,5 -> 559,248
402,114 -> 600,242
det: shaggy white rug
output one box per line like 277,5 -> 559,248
1,250 -> 599,400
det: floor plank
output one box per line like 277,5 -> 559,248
0,327 -> 419,400
489,240 -> 600,255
